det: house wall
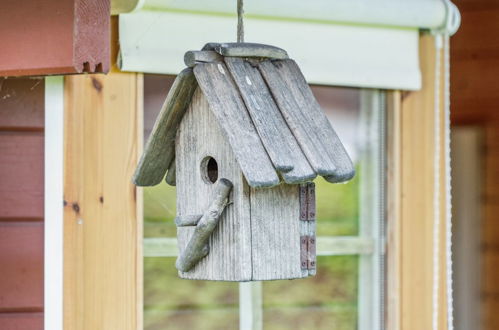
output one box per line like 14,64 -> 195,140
450,1 -> 499,329
0,78 -> 45,328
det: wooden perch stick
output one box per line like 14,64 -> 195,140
175,214 -> 202,227
176,178 -> 233,272
184,50 -> 223,67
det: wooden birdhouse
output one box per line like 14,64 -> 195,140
133,43 -> 354,281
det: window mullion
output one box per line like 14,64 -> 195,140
239,281 -> 263,330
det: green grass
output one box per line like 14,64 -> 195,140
143,173 -> 360,329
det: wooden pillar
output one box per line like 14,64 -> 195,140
386,34 -> 450,330
63,71 -> 143,329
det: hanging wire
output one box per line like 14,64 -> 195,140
237,0 -> 244,42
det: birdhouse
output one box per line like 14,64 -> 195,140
133,43 -> 354,281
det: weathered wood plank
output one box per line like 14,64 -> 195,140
176,89 -> 252,281
176,178 -> 233,272
250,184 -> 307,280
184,50 -> 223,67
193,62 -> 279,188
165,157 -> 176,186
259,59 -> 355,182
133,68 -> 197,186
225,57 -> 316,184
203,42 -> 289,59
175,214 -> 202,227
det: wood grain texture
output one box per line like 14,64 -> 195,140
64,72 -> 142,330
0,313 -> 43,330
250,184 -> 312,280
0,78 -> 44,130
175,214 -> 202,227
194,62 -> 279,188
184,50 -> 223,67
176,178 -> 233,272
203,43 -> 289,59
394,35 -> 449,330
258,59 -> 354,182
0,133 -> 44,219
176,89 -> 252,281
0,0 -> 110,76
0,223 -> 43,311
224,57 -> 316,184
133,68 -> 197,186
165,157 -> 176,186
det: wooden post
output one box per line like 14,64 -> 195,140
63,71 -> 143,330
386,34 -> 449,330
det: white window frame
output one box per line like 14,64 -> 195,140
142,88 -> 386,330
44,76 -> 64,330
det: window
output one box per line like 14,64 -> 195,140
143,75 -> 386,330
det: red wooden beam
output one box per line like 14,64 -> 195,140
0,0 -> 110,77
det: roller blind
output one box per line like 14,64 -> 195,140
117,0 -> 460,90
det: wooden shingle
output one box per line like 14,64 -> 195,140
134,44 -> 354,188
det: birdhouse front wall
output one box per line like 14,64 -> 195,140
175,88 -> 315,281
176,88 -> 252,281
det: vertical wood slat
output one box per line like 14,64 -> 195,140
249,183 -> 304,280
63,72 -> 142,330
388,34 -> 449,330
176,89 -> 252,281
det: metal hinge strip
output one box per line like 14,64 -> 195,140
300,235 -> 317,270
299,182 -> 316,221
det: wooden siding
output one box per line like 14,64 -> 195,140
0,78 -> 45,328
0,313 -> 43,330
0,0 -> 110,76
451,1 -> 499,329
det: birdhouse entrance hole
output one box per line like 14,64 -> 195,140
201,156 -> 218,184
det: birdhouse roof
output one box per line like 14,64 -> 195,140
133,43 -> 354,188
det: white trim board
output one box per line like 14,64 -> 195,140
119,11 -> 421,90
44,76 -> 64,330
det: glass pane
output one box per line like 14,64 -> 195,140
143,75 -> 177,238
143,75 -> 238,330
263,256 -> 358,330
313,86 -> 361,236
262,86 -> 384,330
144,258 -> 238,330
